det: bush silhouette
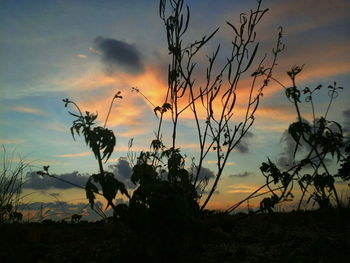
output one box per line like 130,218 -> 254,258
257,66 -> 349,212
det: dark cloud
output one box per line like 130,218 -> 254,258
109,158 -> 136,189
229,171 -> 253,178
191,166 -> 216,196
19,201 -> 107,221
236,131 -> 254,154
24,171 -> 89,190
191,166 -> 215,182
93,36 -> 144,75
343,109 -> 350,138
19,201 -> 89,211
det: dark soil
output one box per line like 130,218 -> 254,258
1,209 -> 349,263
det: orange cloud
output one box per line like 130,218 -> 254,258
255,104 -> 298,122
117,127 -> 151,138
58,71 -> 122,91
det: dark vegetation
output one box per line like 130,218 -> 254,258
1,0 -> 349,262
1,210 -> 349,262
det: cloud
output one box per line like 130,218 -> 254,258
54,152 -> 91,158
191,166 -> 215,182
201,190 -> 220,195
24,171 -> 89,190
0,139 -> 25,144
12,106 -> 46,116
19,201 -> 90,211
235,131 -> 254,154
18,201 -> 107,221
343,109 -> 350,137
77,54 -> 87,59
207,160 -> 235,166
276,129 -> 298,167
229,171 -> 253,178
256,105 -> 297,122
93,36 -> 144,75
226,184 -> 262,194
108,158 -> 136,189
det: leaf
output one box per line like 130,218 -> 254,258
117,180 -> 130,199
288,121 -> 311,144
162,102 -> 172,111
153,106 -> 162,117
85,179 -> 99,209
226,21 -> 239,36
114,91 -> 123,99
243,43 -> 259,72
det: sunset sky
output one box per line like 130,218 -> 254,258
1,0 -> 349,220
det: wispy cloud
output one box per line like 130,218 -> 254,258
207,160 -> 235,166
54,152 -> 91,158
12,106 -> 47,116
229,171 -> 254,178
226,184 -> 262,194
77,54 -> 87,59
0,139 -> 25,144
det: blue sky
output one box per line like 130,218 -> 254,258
1,0 -> 349,218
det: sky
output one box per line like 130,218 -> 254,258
1,0 -> 349,220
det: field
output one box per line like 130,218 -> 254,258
1,209 -> 349,263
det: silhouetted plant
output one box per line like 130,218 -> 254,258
131,0 -> 284,211
256,66 -> 349,212
71,214 -> 82,223
61,94 -> 130,214
128,149 -> 199,224
0,147 -> 29,223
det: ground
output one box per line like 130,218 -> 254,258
0,209 -> 349,263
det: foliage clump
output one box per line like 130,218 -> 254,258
258,66 -> 349,212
